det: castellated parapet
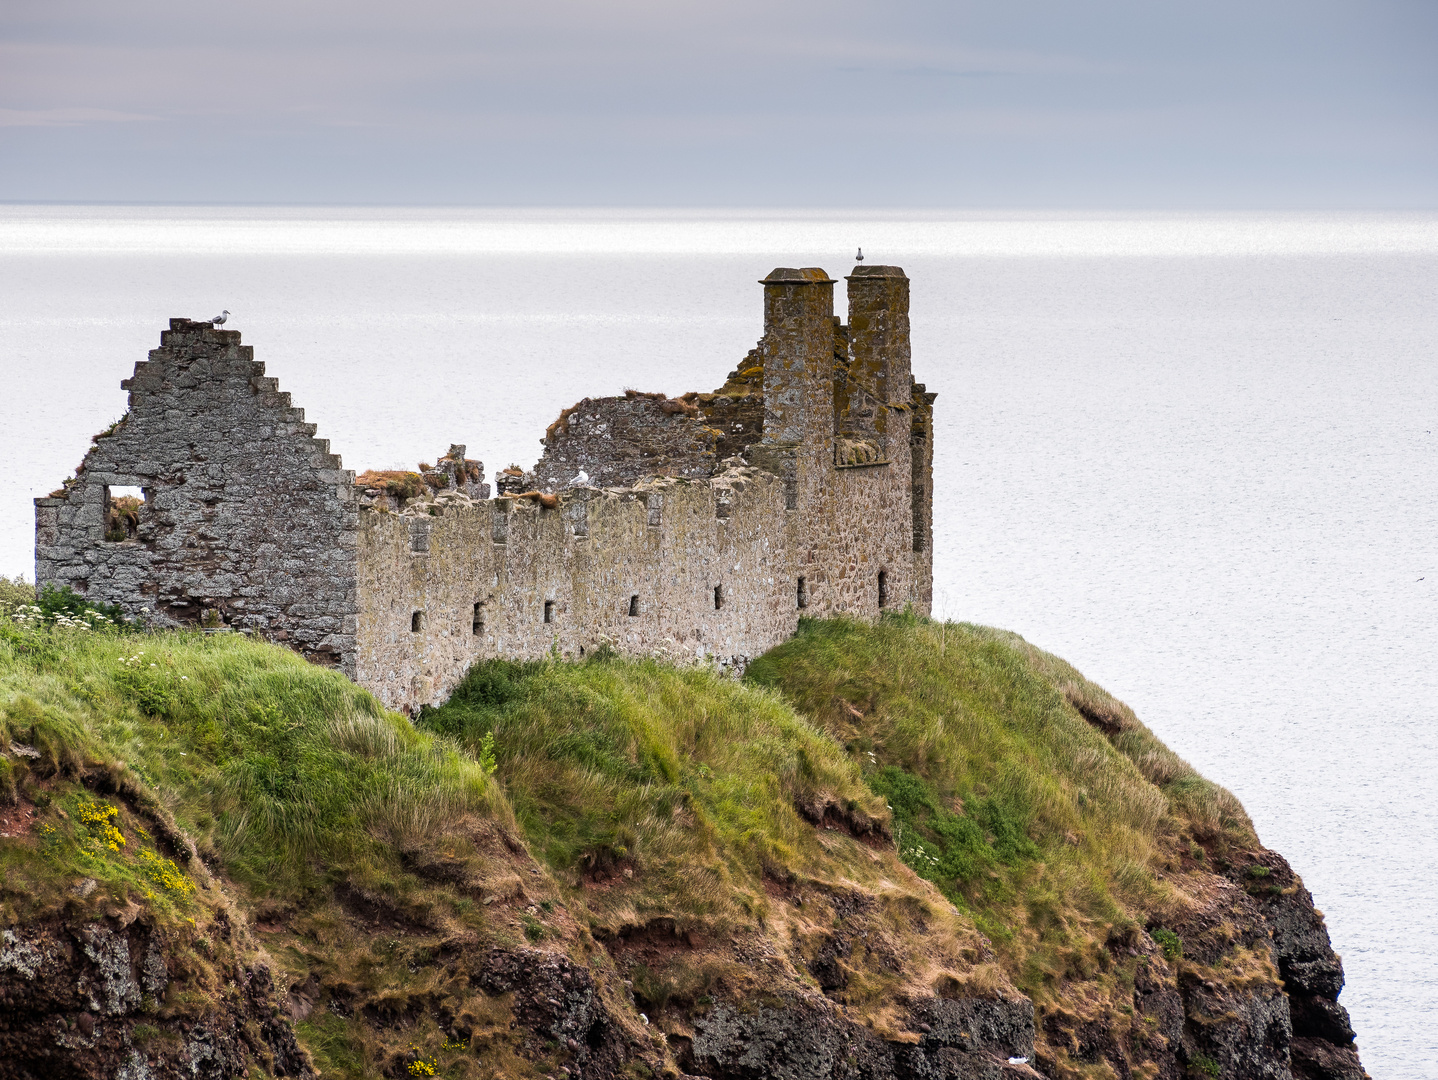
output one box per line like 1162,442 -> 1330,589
36,266 -> 936,714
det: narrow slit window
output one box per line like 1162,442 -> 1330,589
877,569 -> 888,609
543,600 -> 555,624
713,584 -> 723,610
628,595 -> 640,617
411,611 -> 424,632
472,602 -> 484,635
797,576 -> 807,609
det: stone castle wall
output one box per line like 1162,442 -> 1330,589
37,266 -> 935,714
33,320 -> 359,667
354,463 -> 796,708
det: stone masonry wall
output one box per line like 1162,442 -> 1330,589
748,267 -> 921,629
356,264 -> 933,713
354,463 -> 800,710
34,320 -> 359,668
533,392 -> 720,491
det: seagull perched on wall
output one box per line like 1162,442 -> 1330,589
855,248 -> 864,262
210,310 -> 230,326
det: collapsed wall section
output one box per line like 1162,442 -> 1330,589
533,391 -> 719,491
33,320 -> 360,668
354,463 -> 796,712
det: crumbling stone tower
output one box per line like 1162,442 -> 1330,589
36,265 -> 934,713
748,265 -> 930,617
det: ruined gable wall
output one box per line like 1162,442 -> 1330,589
33,320 -> 360,668
354,465 -> 796,713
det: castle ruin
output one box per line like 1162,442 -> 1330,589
35,265 -> 935,713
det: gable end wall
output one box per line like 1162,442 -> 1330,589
33,320 -> 360,669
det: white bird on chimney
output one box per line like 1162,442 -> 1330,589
210,310 -> 230,326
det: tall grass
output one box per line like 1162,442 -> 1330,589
419,655 -> 888,930
745,613 -> 1254,998
0,620 -> 499,913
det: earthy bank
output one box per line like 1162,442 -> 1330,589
0,608 -> 1367,1080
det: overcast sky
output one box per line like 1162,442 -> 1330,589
2,0 -> 1435,206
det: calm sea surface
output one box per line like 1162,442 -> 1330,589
1,208 -> 1434,1076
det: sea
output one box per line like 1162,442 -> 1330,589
1,207 -> 1434,1077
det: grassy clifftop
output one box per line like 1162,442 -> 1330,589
0,610 -> 1362,1080
746,614 -> 1255,997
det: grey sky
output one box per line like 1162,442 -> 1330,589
2,0 -> 1434,206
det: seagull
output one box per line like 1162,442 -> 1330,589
210,310 -> 230,326
855,247 -> 864,262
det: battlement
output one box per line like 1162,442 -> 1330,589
36,266 -> 935,713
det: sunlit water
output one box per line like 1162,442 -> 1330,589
2,207 -> 1434,1076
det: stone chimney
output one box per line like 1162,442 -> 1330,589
845,265 -> 911,443
758,267 -> 837,447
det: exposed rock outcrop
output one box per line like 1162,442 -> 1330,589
0,919 -> 308,1080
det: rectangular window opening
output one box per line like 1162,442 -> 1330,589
472,602 -> 484,635
797,576 -> 807,609
104,485 -> 146,542
713,584 -> 723,610
543,600 -> 555,624
877,569 -> 888,609
628,595 -> 640,617
411,611 -> 424,633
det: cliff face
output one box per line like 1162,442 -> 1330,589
0,614 -> 1366,1080
744,617 -> 1368,1080
0,917 -> 307,1079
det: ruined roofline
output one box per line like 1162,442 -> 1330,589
358,452 -> 763,515
531,264 -> 922,493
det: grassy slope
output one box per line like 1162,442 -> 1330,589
1,620 -> 1007,1076
746,614 -> 1262,1039
0,624 -> 518,1076
418,653 -> 1004,1031
2,610 -> 1269,1078
0,627 -> 498,916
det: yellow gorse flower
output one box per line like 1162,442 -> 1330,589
137,848 -> 196,896
77,798 -> 125,851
